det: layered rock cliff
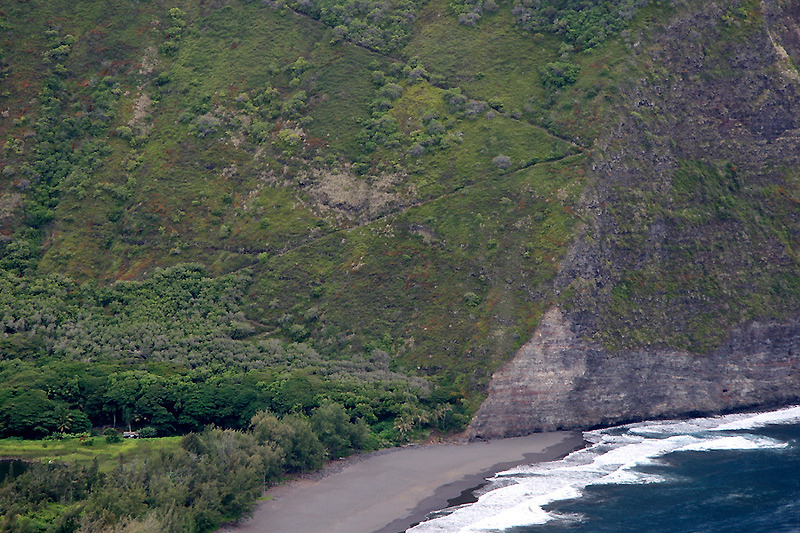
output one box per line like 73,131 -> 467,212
470,307 -> 800,437
560,0 -> 800,352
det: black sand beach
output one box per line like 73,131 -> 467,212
222,431 -> 584,533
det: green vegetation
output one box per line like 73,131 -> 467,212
0,0 -> 593,523
446,0 -> 641,50
509,0 -> 643,50
405,0 -> 561,120
282,0 -> 427,53
555,0 -> 800,354
0,437 -> 181,472
590,160 -> 800,353
539,61 -> 581,90
249,155 -> 585,382
0,264 -> 462,441
2,0 -> 799,529
0,419 -> 369,532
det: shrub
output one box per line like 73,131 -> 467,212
463,100 -> 487,118
104,428 -> 122,443
443,88 -> 467,113
158,41 -> 179,57
281,90 -> 307,117
458,12 -> 481,26
371,70 -> 386,86
154,72 -> 172,86
273,127 -> 305,156
539,62 -> 581,90
288,323 -> 309,342
115,126 -> 133,139
487,97 -> 504,111
463,291 -> 481,308
380,83 -> 403,100
407,66 -> 427,83
194,114 -> 220,137
408,143 -> 425,157
138,426 -> 157,438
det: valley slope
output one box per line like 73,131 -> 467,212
1,0 -> 799,467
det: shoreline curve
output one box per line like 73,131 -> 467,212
221,431 -> 585,533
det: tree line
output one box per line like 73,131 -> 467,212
0,263 -> 470,441
0,356 -> 467,442
0,407 -> 372,532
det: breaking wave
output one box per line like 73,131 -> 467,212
407,406 -> 798,532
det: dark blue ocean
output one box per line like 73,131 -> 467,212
408,407 -> 800,533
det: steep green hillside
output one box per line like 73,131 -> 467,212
0,0 -> 593,398
2,0 -> 800,529
3,0 -> 797,436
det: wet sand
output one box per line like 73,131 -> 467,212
222,431 -> 584,533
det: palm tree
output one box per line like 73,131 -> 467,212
54,404 -> 73,434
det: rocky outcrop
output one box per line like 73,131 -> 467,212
469,307 -> 800,438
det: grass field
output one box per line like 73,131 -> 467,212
0,436 -> 182,472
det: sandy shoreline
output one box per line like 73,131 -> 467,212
221,431 -> 584,533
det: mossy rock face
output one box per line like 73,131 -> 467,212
557,0 -> 800,354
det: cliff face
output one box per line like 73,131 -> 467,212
470,307 -> 800,437
472,0 -> 800,436
558,0 -> 800,353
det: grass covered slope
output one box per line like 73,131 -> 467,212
0,0 -> 588,393
248,155 -> 585,380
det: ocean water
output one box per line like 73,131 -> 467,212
408,406 -> 800,533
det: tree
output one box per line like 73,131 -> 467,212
539,61 -> 581,90
0,390 -> 58,438
282,414 -> 325,472
311,402 -> 368,458
250,410 -> 325,472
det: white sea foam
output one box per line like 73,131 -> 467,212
406,406 -> 799,533
677,435 -> 788,452
627,418 -> 722,437
713,406 -> 800,431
